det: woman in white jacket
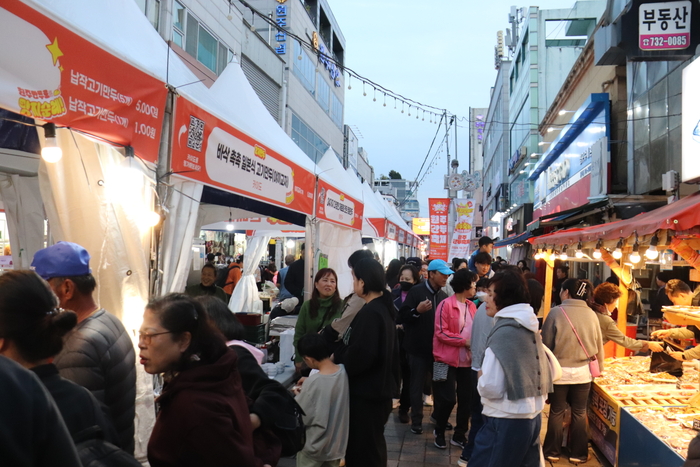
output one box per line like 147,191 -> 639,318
469,268 -> 553,467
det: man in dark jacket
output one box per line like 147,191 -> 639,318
32,242 -> 136,454
398,259 -> 451,434
284,243 -> 306,303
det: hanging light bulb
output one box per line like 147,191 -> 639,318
408,105 -> 411,117
534,249 -> 541,260
593,239 -> 603,260
362,81 -> 366,97
645,233 -> 660,260
383,93 -> 387,107
285,239 -> 295,249
550,250 -> 558,261
42,123 -> 63,163
575,241 -> 584,258
401,101 -> 404,114
347,75 -> 352,90
612,238 -> 623,260
629,242 -> 641,264
559,246 -> 568,261
373,87 -> 376,102
226,209 -> 234,231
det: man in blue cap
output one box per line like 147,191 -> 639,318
31,241 -> 136,455
398,258 -> 452,437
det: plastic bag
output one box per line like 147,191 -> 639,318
650,350 -> 683,377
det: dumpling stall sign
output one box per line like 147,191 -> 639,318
315,178 -> 363,230
171,97 -> 315,215
0,2 -> 167,163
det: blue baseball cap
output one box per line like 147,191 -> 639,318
31,241 -> 92,280
427,259 -> 454,275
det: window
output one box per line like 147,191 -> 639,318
317,77 -> 330,112
331,93 -> 343,128
135,0 -> 160,29
173,3 -> 232,75
291,114 -> 328,163
293,41 -> 316,95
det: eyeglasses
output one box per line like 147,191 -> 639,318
136,330 -> 173,344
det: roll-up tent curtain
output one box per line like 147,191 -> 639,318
37,128 -> 155,462
317,221 -> 362,298
159,178 -> 203,295
228,234 -> 271,314
0,174 -> 44,268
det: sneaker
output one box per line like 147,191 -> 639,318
546,456 -> 560,462
398,409 -> 410,424
411,424 -> 423,434
423,394 -> 433,406
433,430 -> 447,449
457,457 -> 469,467
450,435 -> 466,448
428,416 -> 453,430
569,456 -> 588,464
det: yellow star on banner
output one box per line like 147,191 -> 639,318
46,38 -> 63,66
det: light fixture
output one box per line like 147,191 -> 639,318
538,141 -> 551,146
629,242 -> 641,264
547,127 -> 562,133
645,234 -> 659,260
226,209 -> 234,231
534,249 -> 543,260
285,239 -> 295,249
519,169 -> 526,174
559,246 -> 568,261
550,250 -> 558,261
558,109 -> 574,116
41,123 -> 62,163
575,241 -> 584,258
612,238 -> 623,260
592,239 -> 603,259
530,153 -> 542,158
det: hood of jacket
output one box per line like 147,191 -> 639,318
158,348 -> 240,406
494,303 -> 538,333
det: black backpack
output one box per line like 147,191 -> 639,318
73,426 -> 141,467
272,392 -> 306,457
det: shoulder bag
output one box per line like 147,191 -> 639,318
560,307 -> 601,378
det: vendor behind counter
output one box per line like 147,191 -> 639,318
652,279 -> 700,361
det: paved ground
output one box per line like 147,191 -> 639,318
279,404 -> 609,467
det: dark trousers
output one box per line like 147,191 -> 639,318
407,354 -> 432,425
345,397 -> 392,467
543,382 -> 591,459
469,415 -> 542,467
461,369 -> 484,459
432,366 -> 471,436
397,330 -> 411,412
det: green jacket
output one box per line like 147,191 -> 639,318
294,296 -> 343,362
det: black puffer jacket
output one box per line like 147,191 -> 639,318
54,308 -> 136,454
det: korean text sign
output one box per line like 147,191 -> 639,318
0,3 -> 167,163
315,178 -> 363,230
448,199 -> 476,259
639,1 -> 691,51
428,198 -> 450,261
171,97 -> 315,215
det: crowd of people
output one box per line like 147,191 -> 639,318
3,236 -> 698,467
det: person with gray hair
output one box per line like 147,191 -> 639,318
276,254 -> 296,301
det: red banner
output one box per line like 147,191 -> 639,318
0,3 -> 167,163
171,97 -> 315,215
315,178 -> 363,230
429,198 -> 450,260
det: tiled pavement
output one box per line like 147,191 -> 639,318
279,404 -> 609,467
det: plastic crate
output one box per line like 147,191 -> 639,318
243,324 -> 266,344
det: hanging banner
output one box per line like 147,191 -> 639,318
429,198 -> 450,261
386,222 -> 398,241
171,97 -> 315,215
316,179 -> 363,230
0,3 -> 167,163
448,199 -> 477,260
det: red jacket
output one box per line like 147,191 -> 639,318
433,295 -> 476,368
147,349 -> 262,467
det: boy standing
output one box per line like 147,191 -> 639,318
294,334 -> 350,467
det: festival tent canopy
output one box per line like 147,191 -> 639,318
315,148 -> 364,231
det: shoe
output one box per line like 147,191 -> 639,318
457,457 -> 468,467
546,456 -> 560,462
411,424 -> 423,434
569,456 -> 588,464
428,416 -> 453,430
433,430 -> 447,449
398,409 -> 410,424
423,394 -> 433,406
450,435 -> 466,448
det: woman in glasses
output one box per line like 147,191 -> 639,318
139,293 -> 265,467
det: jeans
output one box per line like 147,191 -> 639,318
432,366 -> 471,436
461,369 -> 484,459
407,354 -> 432,426
469,415 -> 542,467
543,382 -> 591,459
345,397 -> 392,467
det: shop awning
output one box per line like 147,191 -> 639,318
493,231 -> 532,248
527,198 -> 610,231
528,191 -> 700,246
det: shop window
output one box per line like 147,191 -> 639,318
291,114 -> 328,163
135,0 -> 160,29
173,1 -> 185,48
331,93 -> 343,128
317,77 -> 330,112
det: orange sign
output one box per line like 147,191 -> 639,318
429,198 -> 450,260
315,178 -> 363,230
412,217 -> 430,235
0,3 -> 167,163
171,97 -> 315,215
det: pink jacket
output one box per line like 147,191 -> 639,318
433,295 -> 476,368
